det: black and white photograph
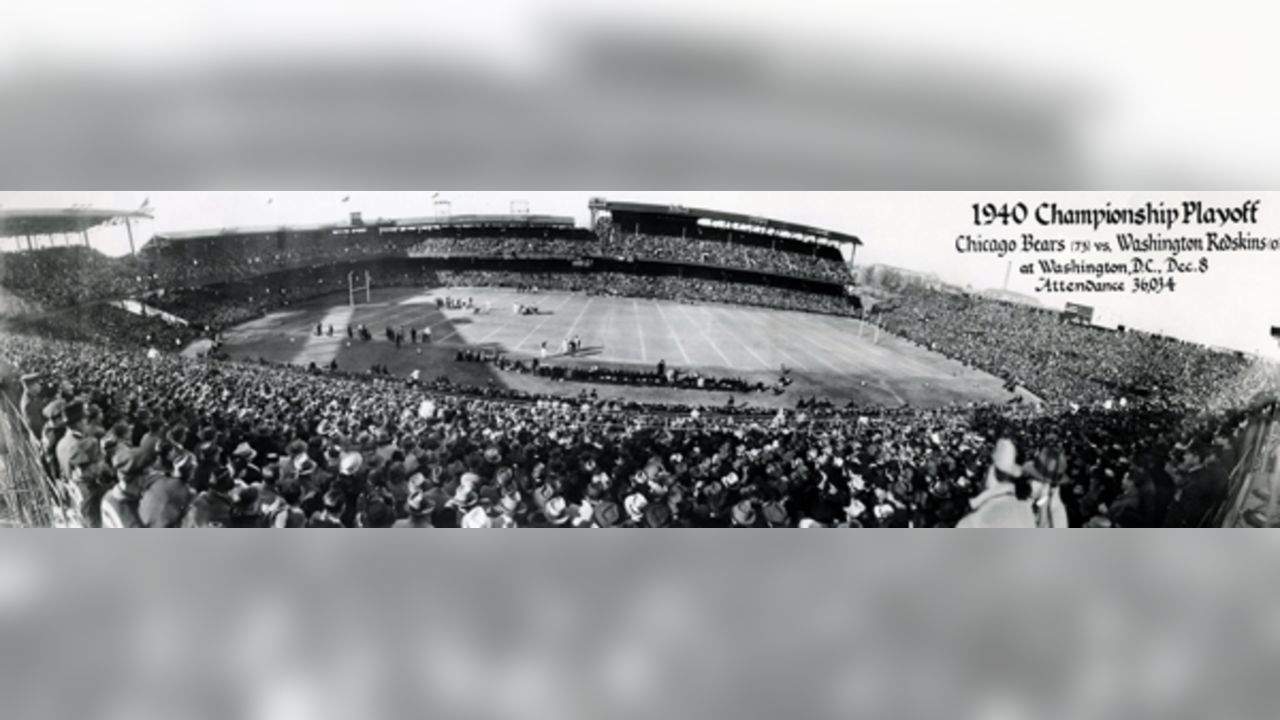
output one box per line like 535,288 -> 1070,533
1,191 -> 1277,528
9,2 -> 1280,719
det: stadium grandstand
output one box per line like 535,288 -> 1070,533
0,206 -> 154,311
0,194 -> 1277,529
589,197 -> 858,286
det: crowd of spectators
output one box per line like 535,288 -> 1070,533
0,247 -> 142,309
138,231 -> 409,290
408,235 -> 595,259
3,235 -> 1275,529
1,221 -> 850,314
0,304 -> 200,350
456,348 -> 763,394
0,234 -> 411,310
145,265 -> 360,332
140,267 -> 855,335
598,226 -> 849,284
430,271 -> 856,316
876,286 -> 1251,406
2,318 -> 1270,528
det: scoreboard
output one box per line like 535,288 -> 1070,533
1062,302 -> 1094,325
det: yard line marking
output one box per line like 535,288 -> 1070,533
710,306 -> 772,370
803,312 -> 935,376
632,299 -> 648,363
781,311 -> 876,373
506,293 -> 575,350
734,307 -> 844,373
686,304 -> 733,367
651,299 -> 691,365
539,294 -> 590,352
727,304 -> 807,369
785,313 -> 861,371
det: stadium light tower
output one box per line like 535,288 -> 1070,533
434,199 -> 452,218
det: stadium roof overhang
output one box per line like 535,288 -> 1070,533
589,198 -> 861,246
0,208 -> 153,239
387,213 -> 578,230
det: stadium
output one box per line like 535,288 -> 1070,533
0,195 -> 1277,528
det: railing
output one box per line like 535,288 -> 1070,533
0,395 -> 63,527
1217,404 -> 1280,528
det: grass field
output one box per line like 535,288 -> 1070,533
197,287 -> 1013,408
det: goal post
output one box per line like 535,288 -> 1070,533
348,270 -> 373,307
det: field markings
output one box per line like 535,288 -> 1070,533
651,299 -> 692,365
781,334 -> 847,374
804,312 -> 938,377
785,313 -> 862,372
732,307 -> 846,374
782,311 -> 883,374
684,304 -> 733,368
527,293 -> 586,351
721,305 -> 809,370
708,306 -> 774,370
631,299 -> 649,363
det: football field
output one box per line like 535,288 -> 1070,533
202,287 -> 1013,408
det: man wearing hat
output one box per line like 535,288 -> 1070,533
101,421 -> 131,460
229,442 -> 263,486
393,491 -> 436,528
40,397 -> 68,479
622,493 -> 649,527
375,429 -> 398,462
182,467 -> 235,528
356,479 -> 397,528
267,481 -> 307,528
56,399 -> 91,481
308,489 -> 347,528
101,448 -> 148,529
18,372 -> 47,442
139,456 -> 193,529
592,499 -> 621,529
333,452 -> 366,527
294,456 -> 325,516
957,438 -> 1068,528
761,499 -> 790,528
644,502 -> 673,528
461,505 -> 493,529
277,439 -> 309,485
66,436 -> 108,528
731,499 -> 759,528
540,496 -> 571,527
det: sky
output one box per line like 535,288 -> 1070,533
2,190 -> 1278,358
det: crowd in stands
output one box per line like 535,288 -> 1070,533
876,286 -> 1252,406
598,227 -> 849,284
2,231 -> 1276,529
1,222 -> 850,314
431,271 -> 856,316
2,314 -> 1271,528
0,304 -> 200,350
142,267 -> 854,335
408,235 -> 594,259
0,247 -> 142,309
0,233 -> 412,310
456,348 -> 764,394
138,231 -> 409,290
146,265 -> 356,332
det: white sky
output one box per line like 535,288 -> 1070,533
2,190 -> 1277,359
